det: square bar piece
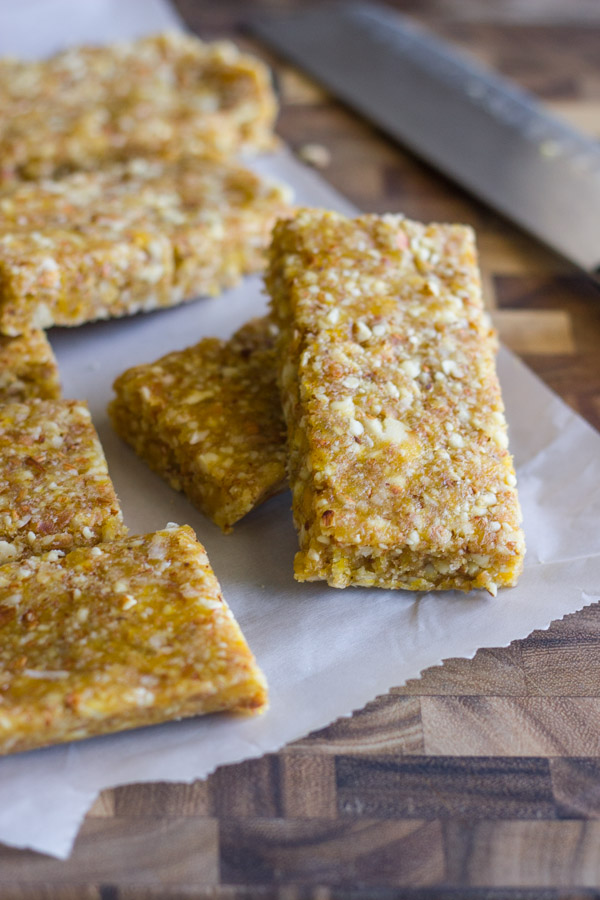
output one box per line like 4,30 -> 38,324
0,157 -> 291,335
110,317 -> 287,533
267,209 -> 525,594
0,330 -> 61,402
0,31 -> 277,185
0,399 -> 126,564
0,525 -> 267,756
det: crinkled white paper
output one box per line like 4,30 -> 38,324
1,0 -> 600,861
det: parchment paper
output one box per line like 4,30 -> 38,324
1,0 -> 600,860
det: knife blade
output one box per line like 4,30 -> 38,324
250,1 -> 600,282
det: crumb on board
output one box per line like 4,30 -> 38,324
296,143 -> 331,169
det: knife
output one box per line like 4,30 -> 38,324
250,1 -> 600,283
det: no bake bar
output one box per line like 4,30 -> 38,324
0,525 -> 267,756
0,157 -> 291,335
0,399 -> 126,563
110,317 -> 287,532
266,209 -> 525,593
0,330 -> 60,402
0,31 -> 277,185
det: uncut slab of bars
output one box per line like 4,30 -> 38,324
110,317 -> 287,533
0,399 -> 126,564
0,157 -> 290,335
267,209 -> 525,594
0,31 -> 277,185
0,330 -> 60,402
0,526 -> 267,756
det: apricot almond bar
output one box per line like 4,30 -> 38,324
0,31 -> 277,185
0,525 -> 267,756
0,157 -> 291,335
0,399 -> 126,564
0,330 -> 60,402
266,209 -> 525,593
110,317 -> 286,532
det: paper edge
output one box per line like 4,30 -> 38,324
14,586 -> 598,860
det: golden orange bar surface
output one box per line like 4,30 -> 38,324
0,525 -> 267,756
110,317 -> 286,532
0,399 -> 126,563
267,209 -> 525,593
0,31 -> 277,185
0,331 -> 60,402
0,157 -> 291,335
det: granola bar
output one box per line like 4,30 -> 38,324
0,157 -> 291,335
110,317 -> 287,532
0,330 -> 60,402
266,209 -> 525,594
0,525 -> 267,756
0,31 -> 277,185
0,399 -> 126,564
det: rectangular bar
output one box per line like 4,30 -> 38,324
0,330 -> 61,402
0,157 -> 291,335
0,399 -> 126,563
0,525 -> 267,756
0,31 -> 277,185
266,209 -> 525,593
110,317 -> 286,533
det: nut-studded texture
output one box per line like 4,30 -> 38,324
0,157 -> 291,335
266,209 -> 525,593
0,525 -> 268,756
0,330 -> 61,402
0,31 -> 277,185
110,317 -> 287,533
0,399 -> 126,564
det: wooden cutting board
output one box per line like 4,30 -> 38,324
3,0 -> 600,893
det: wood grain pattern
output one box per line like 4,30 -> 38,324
5,0 -> 600,893
421,697 -> 600,756
220,818 -> 446,886
0,818 -> 219,884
